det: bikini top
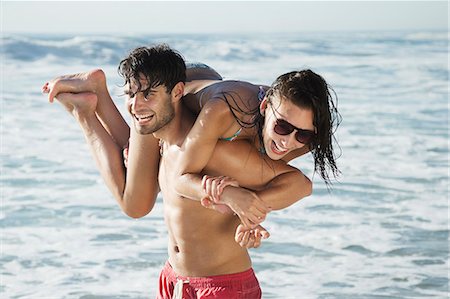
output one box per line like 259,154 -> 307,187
219,86 -> 265,142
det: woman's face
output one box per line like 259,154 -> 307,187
261,95 -> 315,160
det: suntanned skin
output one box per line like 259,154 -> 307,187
51,83 -> 302,277
182,79 -> 311,160
159,113 -> 294,276
43,69 -> 313,228
43,66 -> 313,277
44,70 -> 161,217
126,75 -> 308,276
176,79 -> 313,228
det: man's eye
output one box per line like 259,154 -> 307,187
144,91 -> 155,99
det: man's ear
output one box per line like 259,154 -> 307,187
171,82 -> 185,102
259,97 -> 268,116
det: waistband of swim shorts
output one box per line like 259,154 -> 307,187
162,261 -> 259,290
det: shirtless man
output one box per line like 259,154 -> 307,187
48,45 -> 312,298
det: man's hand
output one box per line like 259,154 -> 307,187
235,224 -> 270,248
202,175 -> 239,202
201,175 -> 271,228
220,186 -> 271,229
122,140 -> 130,168
200,197 -> 234,214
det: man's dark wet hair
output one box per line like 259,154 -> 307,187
118,44 -> 186,95
266,70 -> 342,186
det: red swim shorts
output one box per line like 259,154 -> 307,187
156,261 -> 262,299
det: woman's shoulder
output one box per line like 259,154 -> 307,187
209,81 -> 260,110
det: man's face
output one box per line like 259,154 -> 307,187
125,76 -> 175,135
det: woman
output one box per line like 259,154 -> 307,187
43,60 -> 340,234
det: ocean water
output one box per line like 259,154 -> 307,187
1,31 -> 448,298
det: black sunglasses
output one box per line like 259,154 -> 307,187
273,119 -> 315,144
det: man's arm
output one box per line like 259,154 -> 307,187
122,128 -> 160,217
53,92 -> 159,218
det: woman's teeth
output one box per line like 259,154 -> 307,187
272,141 -> 287,154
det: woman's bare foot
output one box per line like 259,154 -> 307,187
55,92 -> 98,119
42,69 -> 106,103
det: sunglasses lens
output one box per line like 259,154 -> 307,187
274,119 -> 315,144
295,131 -> 314,144
273,120 -> 294,135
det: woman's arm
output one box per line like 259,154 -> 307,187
281,146 -> 311,163
174,99 -> 235,199
256,167 -> 312,210
174,99 -> 270,227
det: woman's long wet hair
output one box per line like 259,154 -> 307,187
265,70 -> 342,186
220,69 -> 341,186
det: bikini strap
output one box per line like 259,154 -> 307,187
221,127 -> 243,141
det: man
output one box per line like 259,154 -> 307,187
46,44 -> 312,298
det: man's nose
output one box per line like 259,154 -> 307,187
130,93 -> 146,112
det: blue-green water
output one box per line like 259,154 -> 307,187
1,31 -> 448,298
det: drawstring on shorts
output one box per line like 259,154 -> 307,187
173,279 -> 190,299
